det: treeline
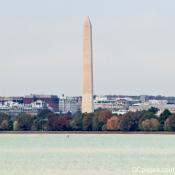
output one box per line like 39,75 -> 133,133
0,108 -> 175,131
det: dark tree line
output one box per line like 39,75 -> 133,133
0,108 -> 175,131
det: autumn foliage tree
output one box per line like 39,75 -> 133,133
0,108 -> 175,132
140,118 -> 160,131
48,114 -> 72,131
97,110 -> 112,130
138,111 -> 157,130
164,115 -> 175,131
106,116 -> 121,131
0,120 -> 8,130
0,113 -> 10,131
119,111 -> 142,131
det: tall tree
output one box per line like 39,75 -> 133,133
159,109 -> 172,130
119,111 -> 142,131
140,118 -> 160,131
106,116 -> 121,131
16,113 -> 34,131
97,110 -> 112,131
70,112 -> 83,131
164,115 -> 175,131
82,113 -> 93,131
48,114 -> 72,131
138,111 -> 157,130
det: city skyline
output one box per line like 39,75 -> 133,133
1,1 -> 175,96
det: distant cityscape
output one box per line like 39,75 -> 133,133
1,94 -> 175,116
0,18 -> 175,119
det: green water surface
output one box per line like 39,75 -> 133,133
0,134 -> 175,175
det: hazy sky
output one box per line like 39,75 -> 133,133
1,0 -> 175,96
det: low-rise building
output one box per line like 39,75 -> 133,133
0,100 -> 48,116
129,100 -> 175,114
94,95 -> 140,114
59,95 -> 81,114
24,94 -> 59,112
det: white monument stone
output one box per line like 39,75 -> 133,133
82,17 -> 94,113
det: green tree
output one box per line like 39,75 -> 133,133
82,113 -> 93,131
148,107 -> 159,114
16,113 -> 34,131
34,109 -> 52,131
37,109 -> 53,119
119,111 -> 142,131
0,113 -> 9,122
70,112 -> 83,131
92,110 -> 102,131
8,120 -> 13,131
159,109 -> 172,130
34,118 -> 48,131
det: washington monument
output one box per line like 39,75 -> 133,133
82,16 -> 94,113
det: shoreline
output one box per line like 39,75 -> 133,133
0,131 -> 175,134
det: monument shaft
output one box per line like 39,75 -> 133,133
82,17 -> 94,113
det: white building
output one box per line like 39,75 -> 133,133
129,100 -> 175,114
94,96 -> 135,113
59,95 -> 81,114
0,100 -> 48,116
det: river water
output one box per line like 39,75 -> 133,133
0,134 -> 175,175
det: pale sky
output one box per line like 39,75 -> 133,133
0,0 -> 175,96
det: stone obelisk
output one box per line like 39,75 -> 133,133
82,16 -> 94,113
